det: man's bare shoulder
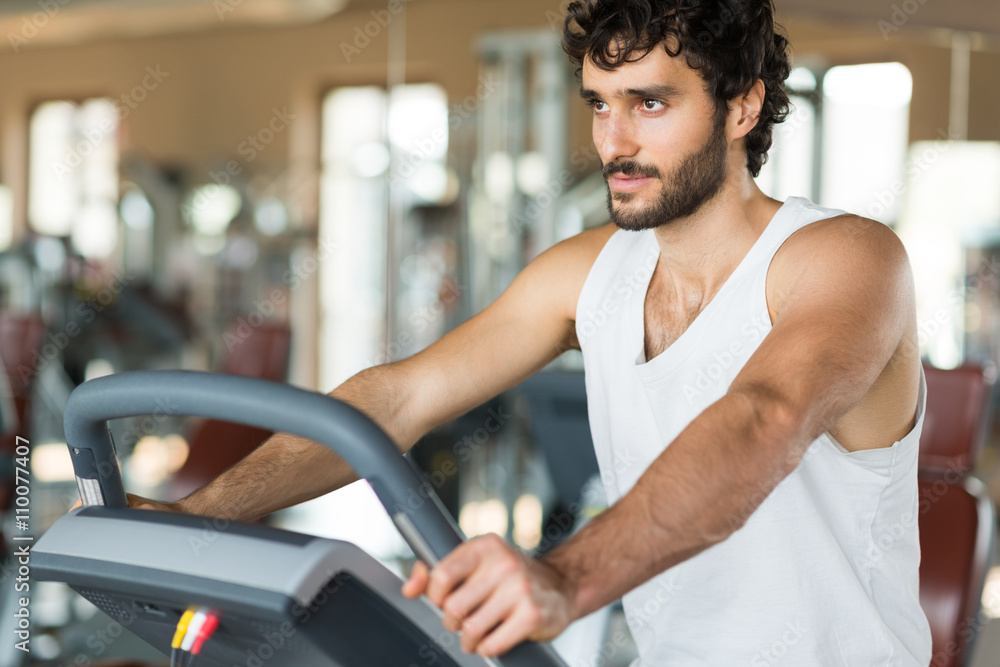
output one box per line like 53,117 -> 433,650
529,223 -> 619,292
548,223 -> 619,261
523,224 -> 618,350
767,214 -> 912,320
774,213 -> 907,262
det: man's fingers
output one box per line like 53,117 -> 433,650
425,541 -> 483,606
475,601 -> 544,658
402,561 -> 430,599
458,576 -> 524,654
441,567 -> 509,634
125,493 -> 174,512
72,495 -> 161,511
407,533 -> 572,657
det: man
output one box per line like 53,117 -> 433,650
125,0 -> 931,663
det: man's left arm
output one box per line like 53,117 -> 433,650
403,216 -> 918,658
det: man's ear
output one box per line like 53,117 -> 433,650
733,79 -> 766,138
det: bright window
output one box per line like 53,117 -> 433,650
318,83 -> 449,391
756,92 -> 816,202
28,99 -> 120,259
820,62 -> 913,224
319,86 -> 391,392
0,185 -> 12,252
282,83 -> 450,566
758,62 -> 913,227
756,67 -> 817,201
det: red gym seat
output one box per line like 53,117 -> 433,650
0,314 -> 47,438
0,315 -> 46,519
168,323 -> 291,501
918,363 -> 998,667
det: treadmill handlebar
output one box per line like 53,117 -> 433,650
63,371 -> 568,667
64,370 -> 464,559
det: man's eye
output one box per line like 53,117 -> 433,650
642,99 -> 664,111
591,101 -> 608,112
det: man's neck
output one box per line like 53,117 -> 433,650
649,182 -> 784,310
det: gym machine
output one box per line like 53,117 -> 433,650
34,371 -> 567,667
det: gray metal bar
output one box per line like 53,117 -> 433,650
63,371 -> 462,560
62,370 -> 566,667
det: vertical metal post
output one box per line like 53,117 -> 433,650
810,69 -> 826,205
531,41 -> 569,259
385,2 -> 407,353
949,31 -> 971,143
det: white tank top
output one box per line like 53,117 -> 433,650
575,197 -> 932,666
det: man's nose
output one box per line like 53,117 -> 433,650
597,114 -> 639,165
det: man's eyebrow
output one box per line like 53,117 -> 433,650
579,84 -> 683,102
624,84 -> 683,99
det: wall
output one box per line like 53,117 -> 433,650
1,1 -> 998,231
0,0 -> 997,386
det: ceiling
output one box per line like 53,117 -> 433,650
0,0 -> 348,52
775,0 -> 1000,38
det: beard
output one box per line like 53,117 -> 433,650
604,113 -> 729,232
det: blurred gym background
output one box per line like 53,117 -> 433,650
0,0 -> 999,665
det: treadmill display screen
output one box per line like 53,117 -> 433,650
74,571 -> 467,667
305,571 -> 463,667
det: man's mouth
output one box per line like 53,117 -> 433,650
608,174 -> 655,192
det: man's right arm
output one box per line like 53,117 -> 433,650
161,225 -> 615,522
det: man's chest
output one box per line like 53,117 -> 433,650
641,259 -> 782,363
642,281 -> 712,362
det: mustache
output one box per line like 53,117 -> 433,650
603,160 -> 661,180
601,160 -> 660,180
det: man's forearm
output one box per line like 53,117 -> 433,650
174,363 -> 421,521
173,431 -> 352,520
541,390 -> 808,619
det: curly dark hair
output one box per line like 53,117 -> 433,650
562,0 -> 791,178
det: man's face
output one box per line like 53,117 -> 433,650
581,44 -> 731,231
